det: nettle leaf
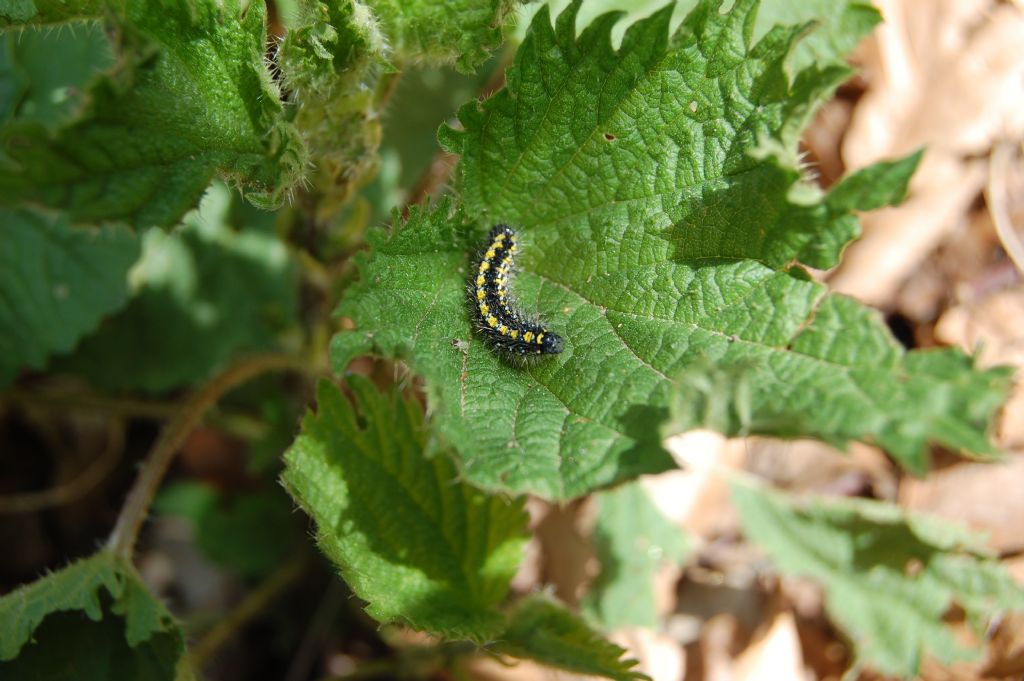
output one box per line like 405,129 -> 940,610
60,181 -> 298,392
750,0 -> 880,72
367,0 -> 516,72
584,481 -> 689,629
658,299 -> 1012,473
0,0 -> 305,227
732,482 -> 1024,677
492,594 -> 648,681
0,551 -> 193,680
334,0 -> 1010,499
0,0 -> 38,24
0,208 -> 138,385
0,19 -> 114,129
281,376 -> 529,641
566,0 -> 879,73
1,1 -> 104,26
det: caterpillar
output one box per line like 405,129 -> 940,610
469,225 -> 564,359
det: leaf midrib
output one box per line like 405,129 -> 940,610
331,412 -> 489,605
533,263 -> 899,380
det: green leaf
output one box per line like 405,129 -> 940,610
0,1 -> 102,26
281,376 -> 529,641
826,148 -> 923,212
732,481 -> 1024,677
0,208 -> 138,385
659,356 -> 758,437
0,19 -> 114,129
60,181 -> 298,392
0,551 -> 193,680
0,1 -> 305,227
441,0 -> 844,251
0,0 -> 39,24
154,482 -> 296,579
492,594 -> 648,681
336,0 -> 1009,499
152,479 -> 218,518
584,482 -> 689,629
368,0 -> 516,72
750,0 -> 881,72
558,0 -> 880,73
659,316 -> 1011,475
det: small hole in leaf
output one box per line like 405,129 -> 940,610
603,132 -> 616,141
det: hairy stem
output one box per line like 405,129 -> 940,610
106,353 -> 310,559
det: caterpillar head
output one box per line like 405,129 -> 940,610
541,332 -> 564,354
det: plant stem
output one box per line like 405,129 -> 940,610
375,71 -> 402,110
402,150 -> 459,215
190,556 -> 308,668
105,353 -> 310,559
285,580 -> 349,681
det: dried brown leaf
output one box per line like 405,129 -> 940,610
831,1 -> 1024,305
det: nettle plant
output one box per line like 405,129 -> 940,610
0,0 -> 1021,679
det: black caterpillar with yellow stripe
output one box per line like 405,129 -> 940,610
469,225 -> 564,359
